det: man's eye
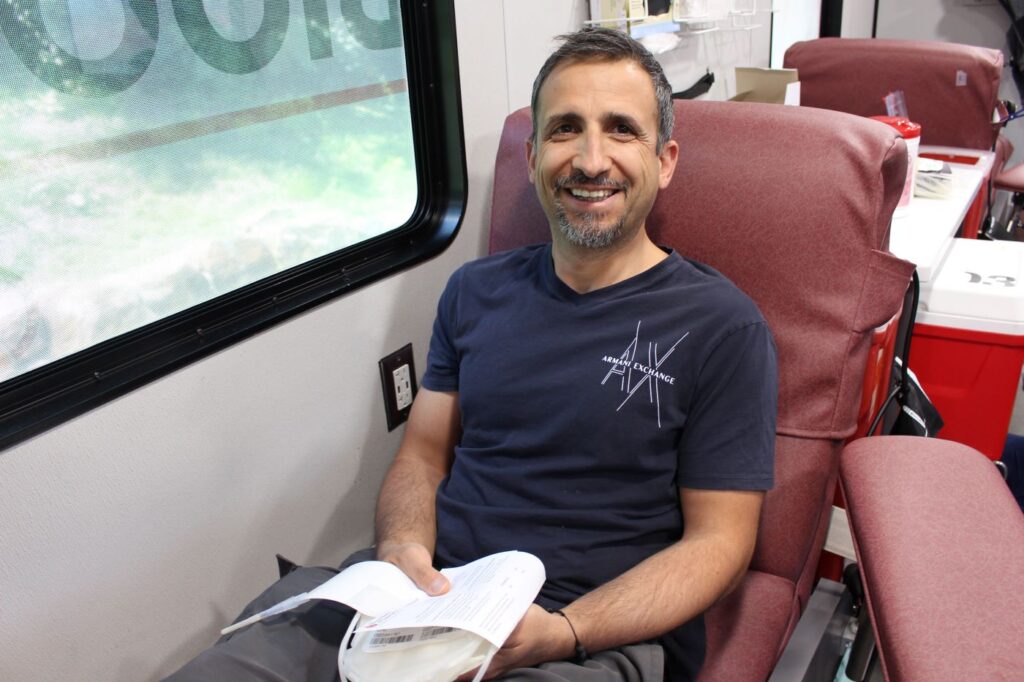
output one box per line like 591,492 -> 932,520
614,124 -> 636,136
551,124 -> 575,136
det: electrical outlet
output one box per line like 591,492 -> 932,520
393,364 -> 413,410
379,344 -> 417,431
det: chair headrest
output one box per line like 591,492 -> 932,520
490,100 -> 914,438
784,37 -> 1003,151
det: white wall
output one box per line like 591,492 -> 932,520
876,0 -> 1008,48
841,0 -> 875,39
0,2 -> 779,678
503,0 -> 590,110
771,0 -> 822,67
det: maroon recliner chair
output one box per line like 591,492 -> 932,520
840,436 -> 1024,680
784,37 -> 1012,237
489,99 -> 914,679
784,38 -> 1004,153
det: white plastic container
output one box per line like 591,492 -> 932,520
871,116 -> 922,213
913,238 -> 1024,459
918,238 -> 1024,335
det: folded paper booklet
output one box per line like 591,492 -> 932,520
221,550 -> 545,682
915,158 -> 954,200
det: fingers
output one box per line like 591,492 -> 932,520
453,606 -> 569,681
405,560 -> 450,596
376,541 -> 451,595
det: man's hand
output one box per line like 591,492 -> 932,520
457,604 -> 576,681
376,541 -> 450,596
373,389 -> 459,596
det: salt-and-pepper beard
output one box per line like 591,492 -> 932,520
555,205 -> 625,249
553,173 -> 631,250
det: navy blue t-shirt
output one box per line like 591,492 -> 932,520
422,244 -> 776,679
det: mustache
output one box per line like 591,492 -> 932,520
554,172 -> 627,191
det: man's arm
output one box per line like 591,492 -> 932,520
478,487 -> 764,679
564,487 -> 763,649
374,387 -> 461,596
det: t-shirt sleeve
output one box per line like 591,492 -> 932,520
677,320 -> 777,490
421,269 -> 462,393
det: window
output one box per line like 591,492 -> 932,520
0,0 -> 465,449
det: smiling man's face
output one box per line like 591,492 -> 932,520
527,58 -> 678,251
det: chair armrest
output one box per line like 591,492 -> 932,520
839,436 -> 1024,681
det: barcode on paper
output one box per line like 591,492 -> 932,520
362,626 -> 462,652
372,633 -> 414,646
423,626 -> 456,637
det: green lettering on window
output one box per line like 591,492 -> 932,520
0,0 -> 158,96
302,0 -> 333,60
171,0 -> 289,75
338,0 -> 400,50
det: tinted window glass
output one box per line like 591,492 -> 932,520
0,0 -> 417,383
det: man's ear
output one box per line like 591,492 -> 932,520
526,137 -> 537,185
658,139 -> 680,189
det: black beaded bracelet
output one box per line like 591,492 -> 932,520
552,609 -> 588,664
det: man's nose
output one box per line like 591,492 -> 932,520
572,132 -> 611,178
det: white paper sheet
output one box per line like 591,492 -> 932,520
357,551 -> 545,648
307,560 -> 426,618
222,550 -> 545,650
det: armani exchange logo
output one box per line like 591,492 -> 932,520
600,321 -> 689,428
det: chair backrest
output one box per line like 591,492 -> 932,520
784,37 -> 1003,151
489,100 -> 915,667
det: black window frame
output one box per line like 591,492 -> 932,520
0,0 -> 466,451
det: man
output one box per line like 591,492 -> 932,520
167,27 -> 776,682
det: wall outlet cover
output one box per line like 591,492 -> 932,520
379,344 -> 417,431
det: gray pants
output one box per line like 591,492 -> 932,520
164,550 -> 663,682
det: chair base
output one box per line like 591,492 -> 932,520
768,578 -> 853,682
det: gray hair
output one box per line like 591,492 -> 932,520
530,27 -> 675,153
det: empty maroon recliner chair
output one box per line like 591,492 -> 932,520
785,37 -> 1011,237
785,38 -> 1004,152
840,436 -> 1024,680
489,99 -> 914,679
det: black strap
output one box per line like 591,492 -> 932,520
866,270 -> 919,437
672,70 -> 714,100
552,609 -> 588,664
